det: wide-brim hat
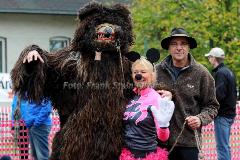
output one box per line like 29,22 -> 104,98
161,28 -> 197,50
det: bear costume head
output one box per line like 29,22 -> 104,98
71,2 -> 134,58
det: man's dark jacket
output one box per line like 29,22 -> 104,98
212,63 -> 237,119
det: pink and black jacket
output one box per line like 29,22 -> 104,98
123,87 -> 170,158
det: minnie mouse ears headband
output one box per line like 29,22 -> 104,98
125,48 -> 160,64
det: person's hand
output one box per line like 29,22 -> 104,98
23,50 -> 44,63
157,90 -> 172,100
185,116 -> 201,130
150,99 -> 175,127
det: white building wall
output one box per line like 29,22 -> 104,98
0,13 -> 77,72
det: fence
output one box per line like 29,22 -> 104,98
0,102 -> 240,160
202,101 -> 240,159
0,106 -> 60,160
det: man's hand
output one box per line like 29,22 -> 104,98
185,116 -> 201,130
23,50 -> 44,63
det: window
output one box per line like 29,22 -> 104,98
49,36 -> 70,52
0,37 -> 7,72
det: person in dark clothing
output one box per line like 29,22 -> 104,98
156,28 -> 219,160
205,47 -> 237,160
0,155 -> 12,160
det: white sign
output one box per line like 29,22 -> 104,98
0,73 -> 13,103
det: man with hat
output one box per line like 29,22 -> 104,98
156,28 -> 219,160
205,47 -> 237,160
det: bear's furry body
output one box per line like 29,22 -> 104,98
11,2 -> 134,160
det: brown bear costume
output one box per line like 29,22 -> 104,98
11,2 -> 135,160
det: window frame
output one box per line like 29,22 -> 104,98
49,36 -> 71,52
0,37 -> 7,73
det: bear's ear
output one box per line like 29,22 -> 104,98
146,48 -> 160,63
78,3 -> 131,21
125,51 -> 141,62
78,2 -> 103,21
111,4 -> 131,16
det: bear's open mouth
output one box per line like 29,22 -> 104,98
96,32 -> 115,41
95,23 -> 116,42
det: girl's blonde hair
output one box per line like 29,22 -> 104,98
131,57 -> 156,84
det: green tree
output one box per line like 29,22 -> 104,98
130,0 -> 240,87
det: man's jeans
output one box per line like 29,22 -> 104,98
214,116 -> 234,160
28,125 -> 51,160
